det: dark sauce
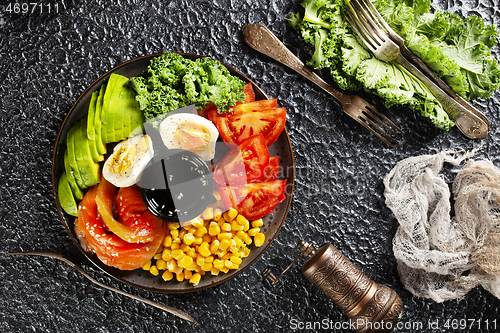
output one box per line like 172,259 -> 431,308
139,149 -> 214,223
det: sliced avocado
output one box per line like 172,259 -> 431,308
101,74 -> 119,143
110,75 -> 144,141
64,149 -> 83,200
66,124 -> 86,189
58,172 -> 79,217
94,84 -> 107,155
86,93 -> 104,162
74,120 -> 100,188
87,90 -> 97,140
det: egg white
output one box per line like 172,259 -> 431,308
102,135 -> 154,187
159,113 -> 219,161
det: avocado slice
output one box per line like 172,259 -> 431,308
110,75 -> 144,141
66,124 -> 86,189
64,149 -> 83,200
86,92 -> 104,162
58,172 -> 79,217
101,74 -> 119,143
74,120 -> 100,188
94,84 -> 107,155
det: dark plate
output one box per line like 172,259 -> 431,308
51,53 -> 295,293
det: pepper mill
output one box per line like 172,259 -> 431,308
263,241 -> 404,333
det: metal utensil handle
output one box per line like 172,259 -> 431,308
394,54 -> 488,139
242,23 -> 344,102
5,252 -> 199,326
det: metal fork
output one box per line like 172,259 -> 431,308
242,23 -> 403,147
358,0 -> 490,131
344,0 -> 489,139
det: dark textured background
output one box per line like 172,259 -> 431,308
1,0 -> 500,332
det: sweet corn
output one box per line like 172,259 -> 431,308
217,232 -> 232,240
162,248 -> 172,261
142,261 -> 152,271
202,206 -> 214,220
219,238 -> 232,250
167,259 -> 179,272
170,243 -> 180,250
223,212 -> 232,222
213,208 -> 222,221
153,253 -> 162,260
211,267 -> 220,276
220,267 -> 229,273
183,233 -> 195,245
201,262 -> 212,271
194,226 -> 208,237
251,219 -> 264,228
162,271 -> 174,281
248,227 -> 260,237
214,259 -> 224,270
202,234 -> 212,243
189,273 -> 202,286
170,229 -> 179,239
208,222 -> 221,236
184,269 -> 193,280
163,236 -> 172,247
179,228 -> 187,239
231,220 -> 243,231
213,190 -> 221,201
171,249 -> 184,260
176,271 -> 185,282
210,239 -> 220,253
228,208 -> 238,220
198,242 -> 211,257
167,222 -> 180,230
156,259 -> 167,270
178,255 -> 194,269
254,233 -> 265,247
236,214 -> 248,225
149,265 -> 159,276
221,222 -> 231,232
230,255 -> 242,265
180,244 -> 191,253
191,217 -> 205,228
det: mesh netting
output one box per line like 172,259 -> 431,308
383,150 -> 500,303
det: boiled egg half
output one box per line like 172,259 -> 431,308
159,113 -> 219,161
103,134 -> 154,187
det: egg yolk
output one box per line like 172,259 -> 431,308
174,121 -> 211,154
108,136 -> 151,174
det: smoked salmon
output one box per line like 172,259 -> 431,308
75,185 -> 166,270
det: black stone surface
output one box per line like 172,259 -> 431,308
1,0 -> 499,332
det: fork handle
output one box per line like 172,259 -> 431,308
393,54 -> 488,139
242,24 -> 344,103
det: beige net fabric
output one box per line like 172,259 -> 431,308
383,150 -> 500,303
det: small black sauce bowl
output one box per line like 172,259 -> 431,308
138,149 -> 214,223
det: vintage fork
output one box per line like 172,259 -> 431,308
242,23 -> 403,147
344,0 -> 489,139
358,0 -> 490,130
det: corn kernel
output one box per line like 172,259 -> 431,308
220,267 -> 229,273
233,237 -> 244,248
170,229 -> 179,239
204,255 -> 214,263
189,273 -> 202,286
153,253 -> 162,260
221,222 -> 231,232
191,217 -> 205,228
254,233 -> 265,247
219,238 -> 232,250
214,259 -> 224,270
202,207 -> 214,220
236,214 -> 248,225
208,222 -> 221,236
228,208 -> 238,219
171,249 -> 184,260
198,242 -> 211,257
243,234 -> 252,245
176,271 -> 185,282
162,270 -> 174,281
162,248 -> 172,261
184,269 -> 193,280
187,248 -> 197,258
194,226 -> 208,237
223,212 -> 232,222
149,265 -> 159,276
242,219 -> 250,231
213,208 -> 222,221
202,234 -> 212,243
240,247 -> 251,258
201,262 -> 213,271
172,237 -> 181,244
211,267 -> 220,276
216,248 -> 227,258
224,259 -> 233,268
170,243 -> 180,250
180,244 -> 191,253
230,255 -> 242,265
217,217 -> 226,226
156,245 -> 164,254
230,263 -> 239,270
222,252 -> 233,261
193,236 -> 203,245
182,233 -> 195,246
156,259 -> 167,270
210,239 -> 220,253
248,227 -> 260,237
173,266 -> 184,275
187,227 -> 197,234
252,218 -> 264,228
167,222 -> 180,230
217,232 -> 232,240
167,259 -> 179,272
178,255 -> 194,269
213,190 -> 221,201
179,228 -> 187,239
231,220 -> 243,231
163,235 -> 172,247
142,261 -> 152,271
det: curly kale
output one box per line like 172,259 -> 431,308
128,52 -> 246,127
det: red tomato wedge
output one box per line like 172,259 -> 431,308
231,99 -> 277,115
214,134 -> 270,186
262,156 -> 280,182
95,178 -> 165,243
217,107 -> 286,147
74,186 -> 166,270
219,179 -> 287,220
243,82 -> 256,103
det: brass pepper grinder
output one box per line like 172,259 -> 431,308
263,241 -> 404,333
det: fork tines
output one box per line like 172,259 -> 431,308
359,106 -> 403,147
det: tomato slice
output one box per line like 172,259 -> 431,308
217,107 -> 286,147
262,156 -> 280,182
214,134 -> 270,186
232,99 -> 277,115
219,180 -> 287,220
